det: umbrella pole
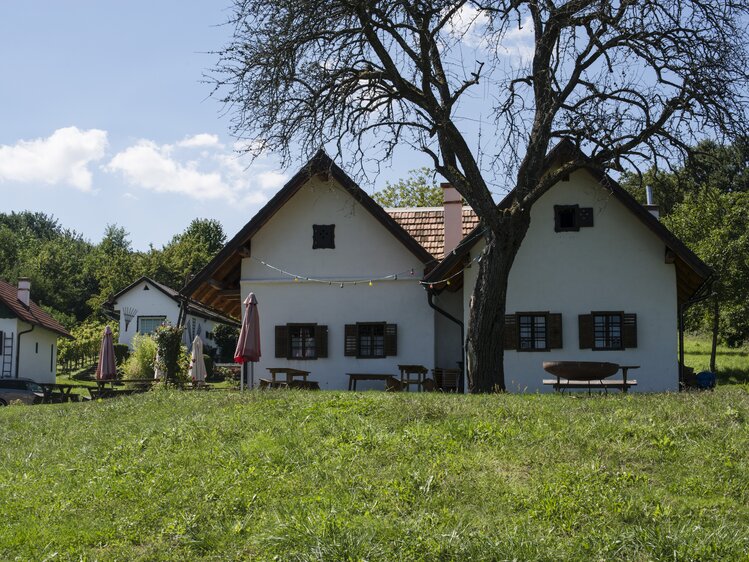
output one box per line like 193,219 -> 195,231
250,362 -> 254,389
241,363 -> 245,391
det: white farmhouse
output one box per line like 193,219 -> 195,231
0,278 -> 72,384
424,141 -> 711,392
108,276 -> 239,352
184,146 -> 710,392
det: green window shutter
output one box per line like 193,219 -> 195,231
275,325 -> 288,358
344,324 -> 358,357
503,315 -> 517,350
578,314 -> 593,349
384,324 -> 398,356
548,313 -> 563,349
623,314 -> 638,348
315,325 -> 328,358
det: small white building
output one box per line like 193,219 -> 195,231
108,276 -> 238,352
0,278 -> 72,384
184,146 -> 710,392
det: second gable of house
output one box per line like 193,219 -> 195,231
242,174 -> 432,282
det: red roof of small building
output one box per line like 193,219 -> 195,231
387,207 -> 479,259
0,280 -> 72,338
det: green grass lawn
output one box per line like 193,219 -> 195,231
1,386 -> 748,561
684,335 -> 749,385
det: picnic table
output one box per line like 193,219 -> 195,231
542,361 -> 639,393
89,378 -> 158,399
265,367 -> 310,384
39,383 -> 86,403
260,367 -> 319,390
346,373 -> 398,391
398,364 -> 429,392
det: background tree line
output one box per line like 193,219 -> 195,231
0,214 -> 227,329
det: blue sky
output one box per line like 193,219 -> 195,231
0,2 -> 535,251
0,1 -> 430,250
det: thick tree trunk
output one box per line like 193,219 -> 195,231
710,296 -> 719,373
466,211 -> 531,392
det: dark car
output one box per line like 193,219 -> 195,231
0,378 -> 45,405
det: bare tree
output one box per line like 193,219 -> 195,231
212,0 -> 749,392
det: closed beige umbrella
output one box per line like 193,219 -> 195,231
189,335 -> 208,385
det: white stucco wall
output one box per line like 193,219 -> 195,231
113,280 -> 220,350
432,289 -> 463,371
240,175 -> 436,389
113,281 -> 179,347
15,321 -> 59,384
462,169 -> 679,392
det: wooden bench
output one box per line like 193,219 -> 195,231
346,373 -> 397,391
542,362 -> 639,394
259,378 -> 288,389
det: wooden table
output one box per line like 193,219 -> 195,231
543,364 -> 640,394
346,373 -> 396,391
39,383 -> 86,403
266,367 -> 310,384
398,364 -> 429,392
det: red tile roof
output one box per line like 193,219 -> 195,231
387,207 -> 479,259
0,280 -> 72,338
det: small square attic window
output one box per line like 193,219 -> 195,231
313,224 -> 335,249
554,205 -> 594,232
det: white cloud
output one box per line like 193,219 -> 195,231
106,136 -> 286,205
107,140 -> 234,201
177,133 -> 222,149
446,6 -> 534,61
257,170 -> 287,191
0,127 -> 108,191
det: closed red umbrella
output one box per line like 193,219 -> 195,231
95,325 -> 117,381
234,293 -> 261,390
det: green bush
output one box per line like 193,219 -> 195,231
113,343 -> 130,366
153,323 -> 187,383
213,324 -> 239,362
203,356 -> 214,380
122,333 -> 157,380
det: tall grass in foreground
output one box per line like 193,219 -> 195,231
1,388 -> 747,561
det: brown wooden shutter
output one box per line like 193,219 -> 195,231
578,314 -> 593,349
623,314 -> 637,348
315,325 -> 328,358
344,324 -> 358,356
275,325 -> 288,358
503,315 -> 517,350
384,324 -> 398,356
548,313 -> 563,349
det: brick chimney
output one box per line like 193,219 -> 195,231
17,278 -> 31,307
442,182 -> 463,254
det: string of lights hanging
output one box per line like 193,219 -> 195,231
250,252 -> 482,289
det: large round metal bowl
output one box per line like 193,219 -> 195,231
542,361 -> 620,379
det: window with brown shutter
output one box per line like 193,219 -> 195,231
275,323 -> 328,359
503,315 -> 517,350
579,312 -> 638,350
554,205 -> 594,232
509,312 -> 563,351
344,323 -> 397,357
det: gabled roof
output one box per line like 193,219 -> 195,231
182,150 -> 436,318
110,276 -> 239,327
424,140 -> 712,305
387,207 -> 479,259
0,280 -> 71,338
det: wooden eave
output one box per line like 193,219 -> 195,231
424,140 -> 712,305
182,150 -> 435,319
